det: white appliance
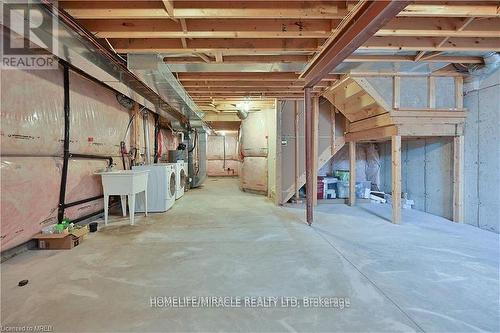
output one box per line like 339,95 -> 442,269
97,170 -> 149,225
132,164 -> 176,212
175,161 -> 188,199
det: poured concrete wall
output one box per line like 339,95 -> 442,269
378,69 -> 500,232
379,139 -> 454,219
463,70 -> 500,233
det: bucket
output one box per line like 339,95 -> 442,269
89,222 -> 98,233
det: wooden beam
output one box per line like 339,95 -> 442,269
378,17 -> 499,38
177,72 -> 339,82
164,54 -> 484,64
110,38 -> 322,53
414,51 -> 426,62
186,87 -> 323,94
345,125 -> 398,142
161,0 -> 174,17
61,2 -> 499,19
399,4 -> 500,18
79,17 -> 500,39
391,135 -> 401,225
215,51 -> 224,63
362,36 -> 500,52
194,53 -> 212,63
61,1 -> 349,19
349,141 -> 356,207
453,136 -> 464,223
302,0 -> 410,87
81,18 -> 335,39
181,80 -> 329,88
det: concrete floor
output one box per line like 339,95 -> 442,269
1,178 -> 499,332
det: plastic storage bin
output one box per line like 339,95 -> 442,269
356,181 -> 372,199
336,181 -> 372,199
336,181 -> 349,198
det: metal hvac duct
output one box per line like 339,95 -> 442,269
465,52 -> 500,83
8,2 -> 190,124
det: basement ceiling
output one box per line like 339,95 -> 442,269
58,1 -> 500,115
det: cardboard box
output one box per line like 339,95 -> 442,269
33,226 -> 89,250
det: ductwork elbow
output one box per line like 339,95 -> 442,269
465,52 -> 500,83
237,109 -> 249,120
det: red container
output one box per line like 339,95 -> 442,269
317,176 -> 324,200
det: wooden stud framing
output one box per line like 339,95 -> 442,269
349,141 -> 356,206
393,76 -> 400,110
453,136 -> 465,223
455,76 -> 464,108
330,103 -> 336,156
428,76 -> 436,108
391,135 -> 402,225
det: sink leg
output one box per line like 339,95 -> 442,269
120,195 -> 127,217
144,191 -> 148,217
104,194 -> 109,225
128,194 -> 135,225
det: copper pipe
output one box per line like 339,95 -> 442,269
304,87 -> 313,225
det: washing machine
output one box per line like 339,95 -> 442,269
132,164 -> 176,212
175,160 -> 188,199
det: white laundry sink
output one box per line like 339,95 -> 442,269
97,170 -> 149,225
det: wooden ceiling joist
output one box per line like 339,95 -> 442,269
362,36 -> 500,52
80,17 -> 499,40
111,38 -> 323,53
60,1 -> 350,19
78,18 -> 337,39
61,2 -> 500,19
399,4 -> 500,18
181,81 -> 330,88
302,1 -> 411,87
177,72 -> 339,82
164,54 -> 484,64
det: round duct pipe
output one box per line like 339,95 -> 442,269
464,52 -> 500,83
116,93 -> 134,110
237,109 -> 249,120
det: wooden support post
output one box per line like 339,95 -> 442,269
428,76 -> 436,108
349,141 -> 356,206
455,76 -> 464,109
312,96 -> 319,206
131,102 -> 142,165
330,104 -> 336,155
453,136 -> 464,223
305,88 -> 313,225
393,76 -> 400,110
391,135 -> 402,224
294,100 -> 300,200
